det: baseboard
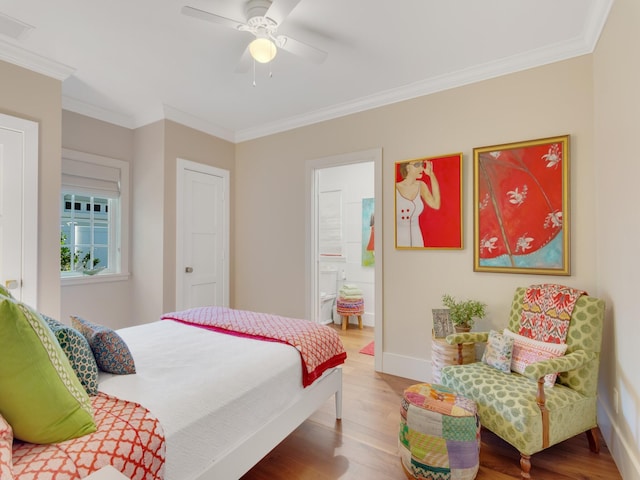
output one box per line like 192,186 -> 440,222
380,351 -> 432,383
598,399 -> 640,480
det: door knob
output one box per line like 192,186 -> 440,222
185,267 -> 193,273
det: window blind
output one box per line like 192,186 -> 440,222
61,157 -> 120,198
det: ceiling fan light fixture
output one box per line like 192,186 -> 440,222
249,37 -> 277,63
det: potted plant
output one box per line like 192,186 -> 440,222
441,294 -> 487,332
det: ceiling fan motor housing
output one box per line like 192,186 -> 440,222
246,0 -> 272,22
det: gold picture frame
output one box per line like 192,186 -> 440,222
473,135 -> 570,275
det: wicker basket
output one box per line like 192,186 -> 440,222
431,335 -> 475,383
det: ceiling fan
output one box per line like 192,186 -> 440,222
181,0 -> 328,70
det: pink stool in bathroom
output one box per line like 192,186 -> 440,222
336,297 -> 364,330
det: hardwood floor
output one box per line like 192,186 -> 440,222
242,325 -> 621,480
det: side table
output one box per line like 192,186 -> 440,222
431,334 -> 475,383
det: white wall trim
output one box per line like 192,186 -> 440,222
0,113 -> 39,307
381,352 -> 431,384
598,401 -> 640,480
0,38 -> 75,80
306,147 -> 383,371
61,148 -> 130,278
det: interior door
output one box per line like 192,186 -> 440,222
176,159 -> 229,310
0,114 -> 38,305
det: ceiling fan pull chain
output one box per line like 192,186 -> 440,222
252,59 -> 257,87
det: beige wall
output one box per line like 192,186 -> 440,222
60,111 -> 134,328
593,0 -> 640,477
130,119 -> 235,324
0,60 -> 62,318
236,55 -> 597,372
131,120 -> 166,324
162,120 -> 236,310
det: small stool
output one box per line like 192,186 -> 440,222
399,383 -> 480,480
336,297 -> 364,330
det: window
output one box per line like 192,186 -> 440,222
60,149 -> 129,281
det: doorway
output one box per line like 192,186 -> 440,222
307,148 -> 382,370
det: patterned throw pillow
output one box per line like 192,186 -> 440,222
503,329 -> 567,387
0,298 -> 96,444
71,316 -> 136,375
0,414 -> 13,480
518,284 -> 584,344
42,315 -> 100,395
481,330 -> 514,373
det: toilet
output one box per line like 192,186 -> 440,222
319,267 -> 338,324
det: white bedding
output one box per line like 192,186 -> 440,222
98,320 -> 304,480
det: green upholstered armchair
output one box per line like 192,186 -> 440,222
440,287 -> 605,479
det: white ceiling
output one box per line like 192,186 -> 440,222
0,0 -> 612,142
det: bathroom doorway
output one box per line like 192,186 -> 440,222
306,148 -> 382,369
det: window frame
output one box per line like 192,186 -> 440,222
60,149 -> 130,285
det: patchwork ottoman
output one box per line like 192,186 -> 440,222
399,383 -> 480,480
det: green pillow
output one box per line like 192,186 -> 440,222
0,297 -> 96,444
0,284 -> 13,299
42,315 -> 100,396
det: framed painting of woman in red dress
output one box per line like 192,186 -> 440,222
473,135 -> 570,275
395,153 -> 462,249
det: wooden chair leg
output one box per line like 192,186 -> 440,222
586,427 -> 601,454
341,315 -> 348,330
520,453 -> 532,479
357,315 -> 362,329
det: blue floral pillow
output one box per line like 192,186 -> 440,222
71,316 -> 136,375
481,329 -> 514,373
42,315 -> 99,395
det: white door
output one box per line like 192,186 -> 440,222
0,114 -> 38,306
176,159 -> 229,310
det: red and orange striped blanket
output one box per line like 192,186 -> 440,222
161,306 -> 347,387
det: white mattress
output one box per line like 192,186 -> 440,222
98,320 -> 303,480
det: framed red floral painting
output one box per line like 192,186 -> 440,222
473,135 -> 570,275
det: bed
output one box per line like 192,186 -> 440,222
3,301 -> 346,480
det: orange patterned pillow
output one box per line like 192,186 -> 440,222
0,414 -> 13,480
503,329 -> 567,387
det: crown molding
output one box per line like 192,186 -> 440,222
583,0 -> 614,51
62,32 -> 596,144
0,38 -> 74,80
162,105 -> 236,143
235,0 -> 614,142
62,96 -> 137,129
235,38 -> 591,142
62,96 -> 237,142
19,0 -> 614,144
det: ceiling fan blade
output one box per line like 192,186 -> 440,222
181,6 -> 245,30
277,35 -> 327,64
265,0 -> 303,25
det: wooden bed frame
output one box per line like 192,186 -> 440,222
198,366 -> 343,479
